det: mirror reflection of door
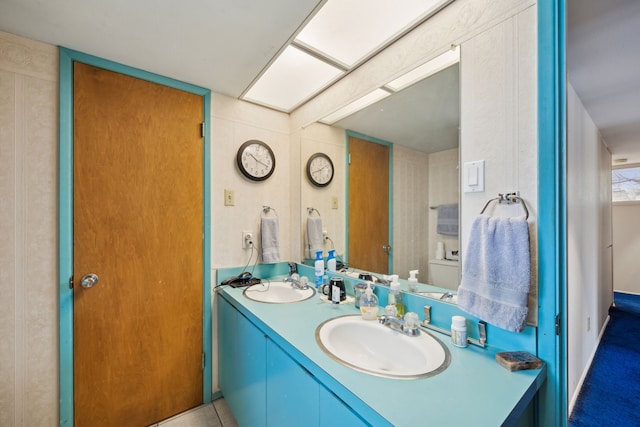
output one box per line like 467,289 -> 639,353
347,135 -> 391,273
73,62 -> 204,426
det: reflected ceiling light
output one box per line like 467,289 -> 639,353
320,88 -> 392,124
242,45 -> 342,112
295,0 -> 452,68
386,45 -> 460,92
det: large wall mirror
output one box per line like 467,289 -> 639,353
296,0 -> 538,317
300,52 -> 461,302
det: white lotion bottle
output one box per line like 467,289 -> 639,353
408,270 -> 419,292
451,315 -> 468,347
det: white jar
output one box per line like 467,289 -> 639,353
451,315 -> 468,347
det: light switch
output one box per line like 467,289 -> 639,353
463,160 -> 485,193
224,189 -> 235,206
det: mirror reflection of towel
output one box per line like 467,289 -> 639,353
261,216 -> 280,264
305,217 -> 323,259
437,203 -> 458,236
457,215 -> 530,332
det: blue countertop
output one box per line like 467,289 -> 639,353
217,275 -> 546,427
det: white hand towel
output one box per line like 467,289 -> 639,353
457,214 -> 531,332
305,216 -> 324,259
261,216 -> 280,264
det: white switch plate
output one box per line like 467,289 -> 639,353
463,160 -> 485,193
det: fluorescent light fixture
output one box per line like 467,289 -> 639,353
243,45 -> 342,112
387,45 -> 460,92
320,89 -> 392,124
295,0 -> 451,68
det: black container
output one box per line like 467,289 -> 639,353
329,277 -> 346,303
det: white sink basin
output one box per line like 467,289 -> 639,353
243,281 -> 315,304
316,315 -> 450,379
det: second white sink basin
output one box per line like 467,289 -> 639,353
316,315 -> 450,379
243,281 -> 315,304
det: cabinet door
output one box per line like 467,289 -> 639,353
319,387 -> 369,427
266,338 -> 320,426
218,297 -> 267,427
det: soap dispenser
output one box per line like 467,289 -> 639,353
314,250 -> 324,288
327,249 -> 336,272
388,275 -> 405,318
408,270 -> 419,292
359,282 -> 379,320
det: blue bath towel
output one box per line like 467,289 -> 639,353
457,214 -> 531,332
437,203 -> 458,236
261,216 -> 280,264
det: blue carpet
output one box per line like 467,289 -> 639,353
569,292 -> 640,427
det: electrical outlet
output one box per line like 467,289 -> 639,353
242,231 -> 253,249
331,196 -> 338,209
224,189 -> 235,206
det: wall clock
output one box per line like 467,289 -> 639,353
236,140 -> 275,181
306,153 -> 334,187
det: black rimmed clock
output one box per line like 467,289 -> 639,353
236,140 -> 275,181
306,152 -> 334,187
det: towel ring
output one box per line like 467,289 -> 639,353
480,192 -> 529,220
307,207 -> 321,217
262,206 -> 278,217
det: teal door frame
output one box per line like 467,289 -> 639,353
344,130 -> 394,274
537,1 -> 567,425
58,47 -> 212,426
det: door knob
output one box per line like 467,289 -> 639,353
80,273 -> 99,289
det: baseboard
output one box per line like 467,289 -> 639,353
567,314 -> 611,415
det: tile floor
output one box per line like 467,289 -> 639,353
148,399 -> 238,427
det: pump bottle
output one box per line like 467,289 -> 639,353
314,251 -> 324,288
388,275 -> 404,317
327,249 -> 336,272
408,270 -> 419,292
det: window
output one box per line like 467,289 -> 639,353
612,166 -> 640,202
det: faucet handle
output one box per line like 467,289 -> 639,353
404,312 -> 419,330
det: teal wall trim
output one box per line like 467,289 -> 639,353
58,47 -> 213,426
536,1 -> 567,426
345,130 -> 394,274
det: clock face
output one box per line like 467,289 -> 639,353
236,140 -> 275,181
306,153 -> 334,187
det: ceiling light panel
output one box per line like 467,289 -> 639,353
320,88 -> 391,124
243,45 -> 343,112
386,45 -> 459,91
295,0 -> 451,68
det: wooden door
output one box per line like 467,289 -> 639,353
73,62 -> 203,426
348,136 -> 390,273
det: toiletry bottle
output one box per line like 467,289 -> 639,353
408,270 -> 419,292
451,315 -> 468,347
389,275 -> 404,317
327,249 -> 336,272
359,283 -> 379,320
314,250 -> 324,288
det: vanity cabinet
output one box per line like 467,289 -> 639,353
218,295 -> 368,427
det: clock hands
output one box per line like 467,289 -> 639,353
248,152 -> 268,168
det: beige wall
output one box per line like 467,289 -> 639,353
460,5 -> 538,324
566,82 -> 614,413
0,31 -> 59,426
613,203 -> 640,294
427,147 -> 459,269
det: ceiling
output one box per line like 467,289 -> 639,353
567,0 -> 640,165
1,0 -> 637,162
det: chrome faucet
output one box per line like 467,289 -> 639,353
283,273 -> 309,290
378,313 -> 420,337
